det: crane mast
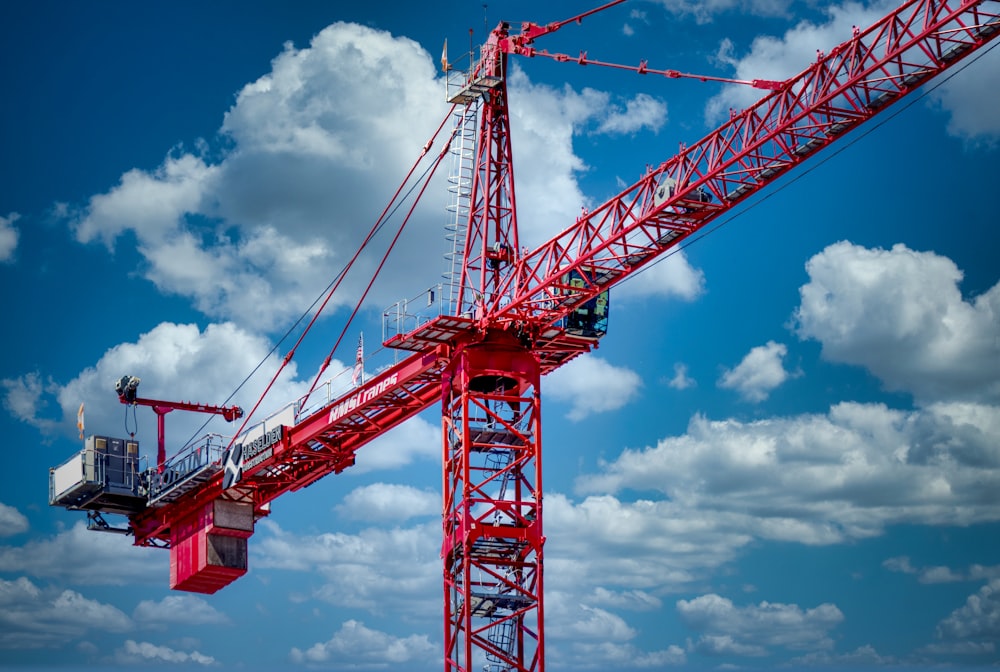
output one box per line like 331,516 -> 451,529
48,1 -> 1000,671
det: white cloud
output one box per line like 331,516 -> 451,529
544,354 -> 642,420
718,340 -> 794,402
115,639 -> 217,666
0,577 -> 132,649
351,414 -> 441,473
73,153 -> 217,251
616,251 -> 705,302
7,318 -> 434,477
883,555 -> 973,584
0,503 -> 28,536
547,600 -> 637,642
289,619 -> 435,665
545,593 -> 686,668
0,212 -> 20,262
794,242 -> 1000,404
544,493 -> 753,594
586,586 -> 663,611
133,595 -> 230,627
0,522 -> 163,585
677,593 -> 843,654
64,23 -> 640,334
704,1 -> 1000,143
935,579 -> 1000,642
335,482 -> 439,522
1,372 -> 59,435
650,0 -> 792,24
596,93 -> 667,135
576,401 -> 1000,541
667,362 -> 696,390
254,519 -> 440,614
506,66 -> 605,249
792,643 -> 895,667
67,23 -> 450,332
927,44 -> 1000,144
6,321 -> 312,450
705,1 -> 897,122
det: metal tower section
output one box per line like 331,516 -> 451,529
442,332 -> 543,672
443,104 -> 478,314
454,24 -> 520,322
443,20 -> 541,672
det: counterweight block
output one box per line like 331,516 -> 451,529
170,499 -> 254,594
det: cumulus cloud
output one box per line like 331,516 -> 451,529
63,23 -> 650,334
705,1 -> 898,121
880,556 -> 1000,585
596,93 -> 668,135
67,23 -> 449,332
544,354 -> 642,420
4,321 -> 313,450
0,522 -> 163,586
651,0 -> 792,24
335,482 -> 439,522
939,579 -> 1000,639
616,251 -> 705,302
0,577 -> 132,649
576,401 -> 1000,541
667,362 -> 696,390
0,212 -> 19,262
73,153 -> 217,250
928,44 -> 1000,144
115,639 -> 216,666
677,593 -> 843,654
718,340 -> 795,402
254,518 -> 440,615
290,619 -> 435,665
351,414 -> 441,473
0,503 -> 28,537
794,242 -> 1000,405
704,0 -> 1000,143
133,595 -> 230,628
505,67 -> 605,248
545,592 -> 686,668
544,493 -> 753,595
1,372 -> 59,435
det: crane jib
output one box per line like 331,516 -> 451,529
327,372 -> 400,424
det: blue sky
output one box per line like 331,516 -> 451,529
1,1 -> 999,670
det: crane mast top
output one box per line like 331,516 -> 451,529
50,0 -> 999,607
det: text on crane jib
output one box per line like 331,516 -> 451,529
240,425 -> 284,471
328,373 -> 399,424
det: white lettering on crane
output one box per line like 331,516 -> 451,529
328,373 -> 399,424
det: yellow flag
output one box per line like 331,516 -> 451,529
77,402 -> 85,440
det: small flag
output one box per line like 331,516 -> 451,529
441,39 -> 448,72
76,403 -> 85,440
352,333 -> 364,387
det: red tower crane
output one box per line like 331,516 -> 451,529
48,1 -> 1000,670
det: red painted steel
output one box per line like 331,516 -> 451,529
100,0 -> 999,665
442,332 -> 544,672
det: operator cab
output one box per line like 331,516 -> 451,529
560,268 -> 608,339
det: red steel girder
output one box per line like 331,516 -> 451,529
442,332 -> 544,672
492,0 -> 1000,335
130,350 -> 447,545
